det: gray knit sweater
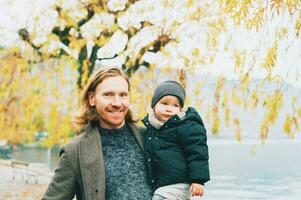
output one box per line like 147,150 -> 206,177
99,124 -> 152,200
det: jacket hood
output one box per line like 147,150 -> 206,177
183,107 -> 204,127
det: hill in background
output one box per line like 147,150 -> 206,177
186,76 -> 301,141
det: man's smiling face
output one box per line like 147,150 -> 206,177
88,76 -> 130,129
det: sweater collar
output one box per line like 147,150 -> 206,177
97,123 -> 128,135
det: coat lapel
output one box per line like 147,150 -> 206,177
79,124 -> 105,200
128,123 -> 145,152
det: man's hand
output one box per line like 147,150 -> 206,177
189,183 -> 204,196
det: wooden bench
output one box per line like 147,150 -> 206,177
11,160 -> 31,183
11,160 -> 53,184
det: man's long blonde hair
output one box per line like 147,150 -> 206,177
73,67 -> 138,130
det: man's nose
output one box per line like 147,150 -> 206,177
111,96 -> 122,106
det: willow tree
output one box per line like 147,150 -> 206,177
2,0 -> 301,145
214,0 -> 301,142
0,48 -> 78,146
17,0 -> 177,89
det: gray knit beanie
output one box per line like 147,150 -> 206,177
151,80 -> 186,108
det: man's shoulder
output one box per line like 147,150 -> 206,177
60,134 -> 84,154
61,125 -> 94,152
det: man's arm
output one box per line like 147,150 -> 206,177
42,148 -> 78,200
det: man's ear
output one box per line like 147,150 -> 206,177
88,92 -> 95,106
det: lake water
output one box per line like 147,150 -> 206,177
204,139 -> 301,200
12,145 -> 60,171
12,139 -> 301,200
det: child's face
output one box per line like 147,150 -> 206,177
154,95 -> 182,122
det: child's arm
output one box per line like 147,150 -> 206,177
189,183 -> 204,196
179,121 -> 210,184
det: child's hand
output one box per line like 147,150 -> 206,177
189,183 -> 204,196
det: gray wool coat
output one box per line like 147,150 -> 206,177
42,122 -> 145,200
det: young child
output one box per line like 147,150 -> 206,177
142,80 -> 210,200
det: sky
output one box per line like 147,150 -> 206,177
0,0 -> 300,88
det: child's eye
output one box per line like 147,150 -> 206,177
161,102 -> 168,105
174,104 -> 179,107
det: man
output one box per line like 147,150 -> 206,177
42,67 -> 153,200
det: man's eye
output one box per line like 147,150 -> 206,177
103,93 -> 112,96
120,93 -> 128,97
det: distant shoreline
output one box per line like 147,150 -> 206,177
208,137 -> 301,145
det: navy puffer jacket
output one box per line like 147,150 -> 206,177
142,107 -> 210,189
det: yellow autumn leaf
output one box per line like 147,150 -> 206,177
69,37 -> 87,52
214,76 -> 226,102
232,90 -> 242,106
95,34 -> 110,47
235,126 -> 241,142
247,8 -> 264,30
233,117 -> 240,126
271,0 -> 283,14
83,58 -> 91,84
233,115 -> 241,142
263,90 -> 283,124
211,105 -> 219,134
192,48 -> 200,57
295,12 -> 301,36
260,122 -> 269,143
286,0 -> 299,14
283,116 -> 291,135
263,41 -> 278,70
185,0 -> 196,7
212,114 -> 220,135
224,107 -> 230,127
278,27 -> 288,38
251,90 -> 259,109
222,91 -> 229,108
292,116 -> 299,129
240,72 -> 249,92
